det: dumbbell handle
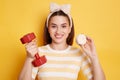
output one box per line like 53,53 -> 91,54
35,53 -> 40,59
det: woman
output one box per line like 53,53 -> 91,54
18,3 -> 106,80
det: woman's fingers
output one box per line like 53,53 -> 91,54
25,40 -> 38,58
25,39 -> 37,48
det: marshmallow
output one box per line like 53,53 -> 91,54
76,34 -> 87,45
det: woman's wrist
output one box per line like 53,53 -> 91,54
89,53 -> 100,65
26,56 -> 34,62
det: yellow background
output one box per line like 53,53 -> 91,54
0,0 -> 120,80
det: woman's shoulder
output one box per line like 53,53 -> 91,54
70,46 -> 80,51
38,44 -> 48,49
68,46 -> 83,54
38,45 -> 49,51
70,45 -> 79,49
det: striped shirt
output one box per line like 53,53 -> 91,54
32,44 -> 93,80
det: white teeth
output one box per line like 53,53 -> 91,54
55,35 -> 63,38
76,34 -> 87,45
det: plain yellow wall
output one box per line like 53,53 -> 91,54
0,0 -> 120,80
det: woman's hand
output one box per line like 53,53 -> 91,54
79,36 -> 97,59
25,39 -> 38,58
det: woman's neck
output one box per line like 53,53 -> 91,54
49,42 -> 69,50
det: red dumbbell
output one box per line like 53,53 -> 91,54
20,32 -> 47,67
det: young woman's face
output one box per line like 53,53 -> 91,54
48,16 -> 71,44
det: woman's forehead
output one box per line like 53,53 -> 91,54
49,16 -> 69,23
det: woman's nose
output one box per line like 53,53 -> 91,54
56,27 -> 61,33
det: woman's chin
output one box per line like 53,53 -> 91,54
53,39 -> 64,44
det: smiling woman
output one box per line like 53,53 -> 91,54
0,0 -> 120,80
18,3 -> 105,80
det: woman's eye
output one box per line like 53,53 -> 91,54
62,26 -> 67,28
51,26 -> 56,28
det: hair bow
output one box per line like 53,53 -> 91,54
50,3 -> 71,14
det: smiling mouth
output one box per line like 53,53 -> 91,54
55,34 -> 63,39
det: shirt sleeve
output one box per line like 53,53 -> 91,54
81,53 -> 93,80
32,66 -> 38,79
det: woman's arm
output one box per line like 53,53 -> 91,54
80,36 -> 106,80
18,57 -> 34,80
18,40 -> 38,80
90,55 -> 106,80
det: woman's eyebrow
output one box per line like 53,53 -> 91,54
50,23 -> 57,25
61,23 -> 67,25
50,23 -> 67,25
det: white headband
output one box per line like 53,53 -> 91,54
46,3 -> 72,28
